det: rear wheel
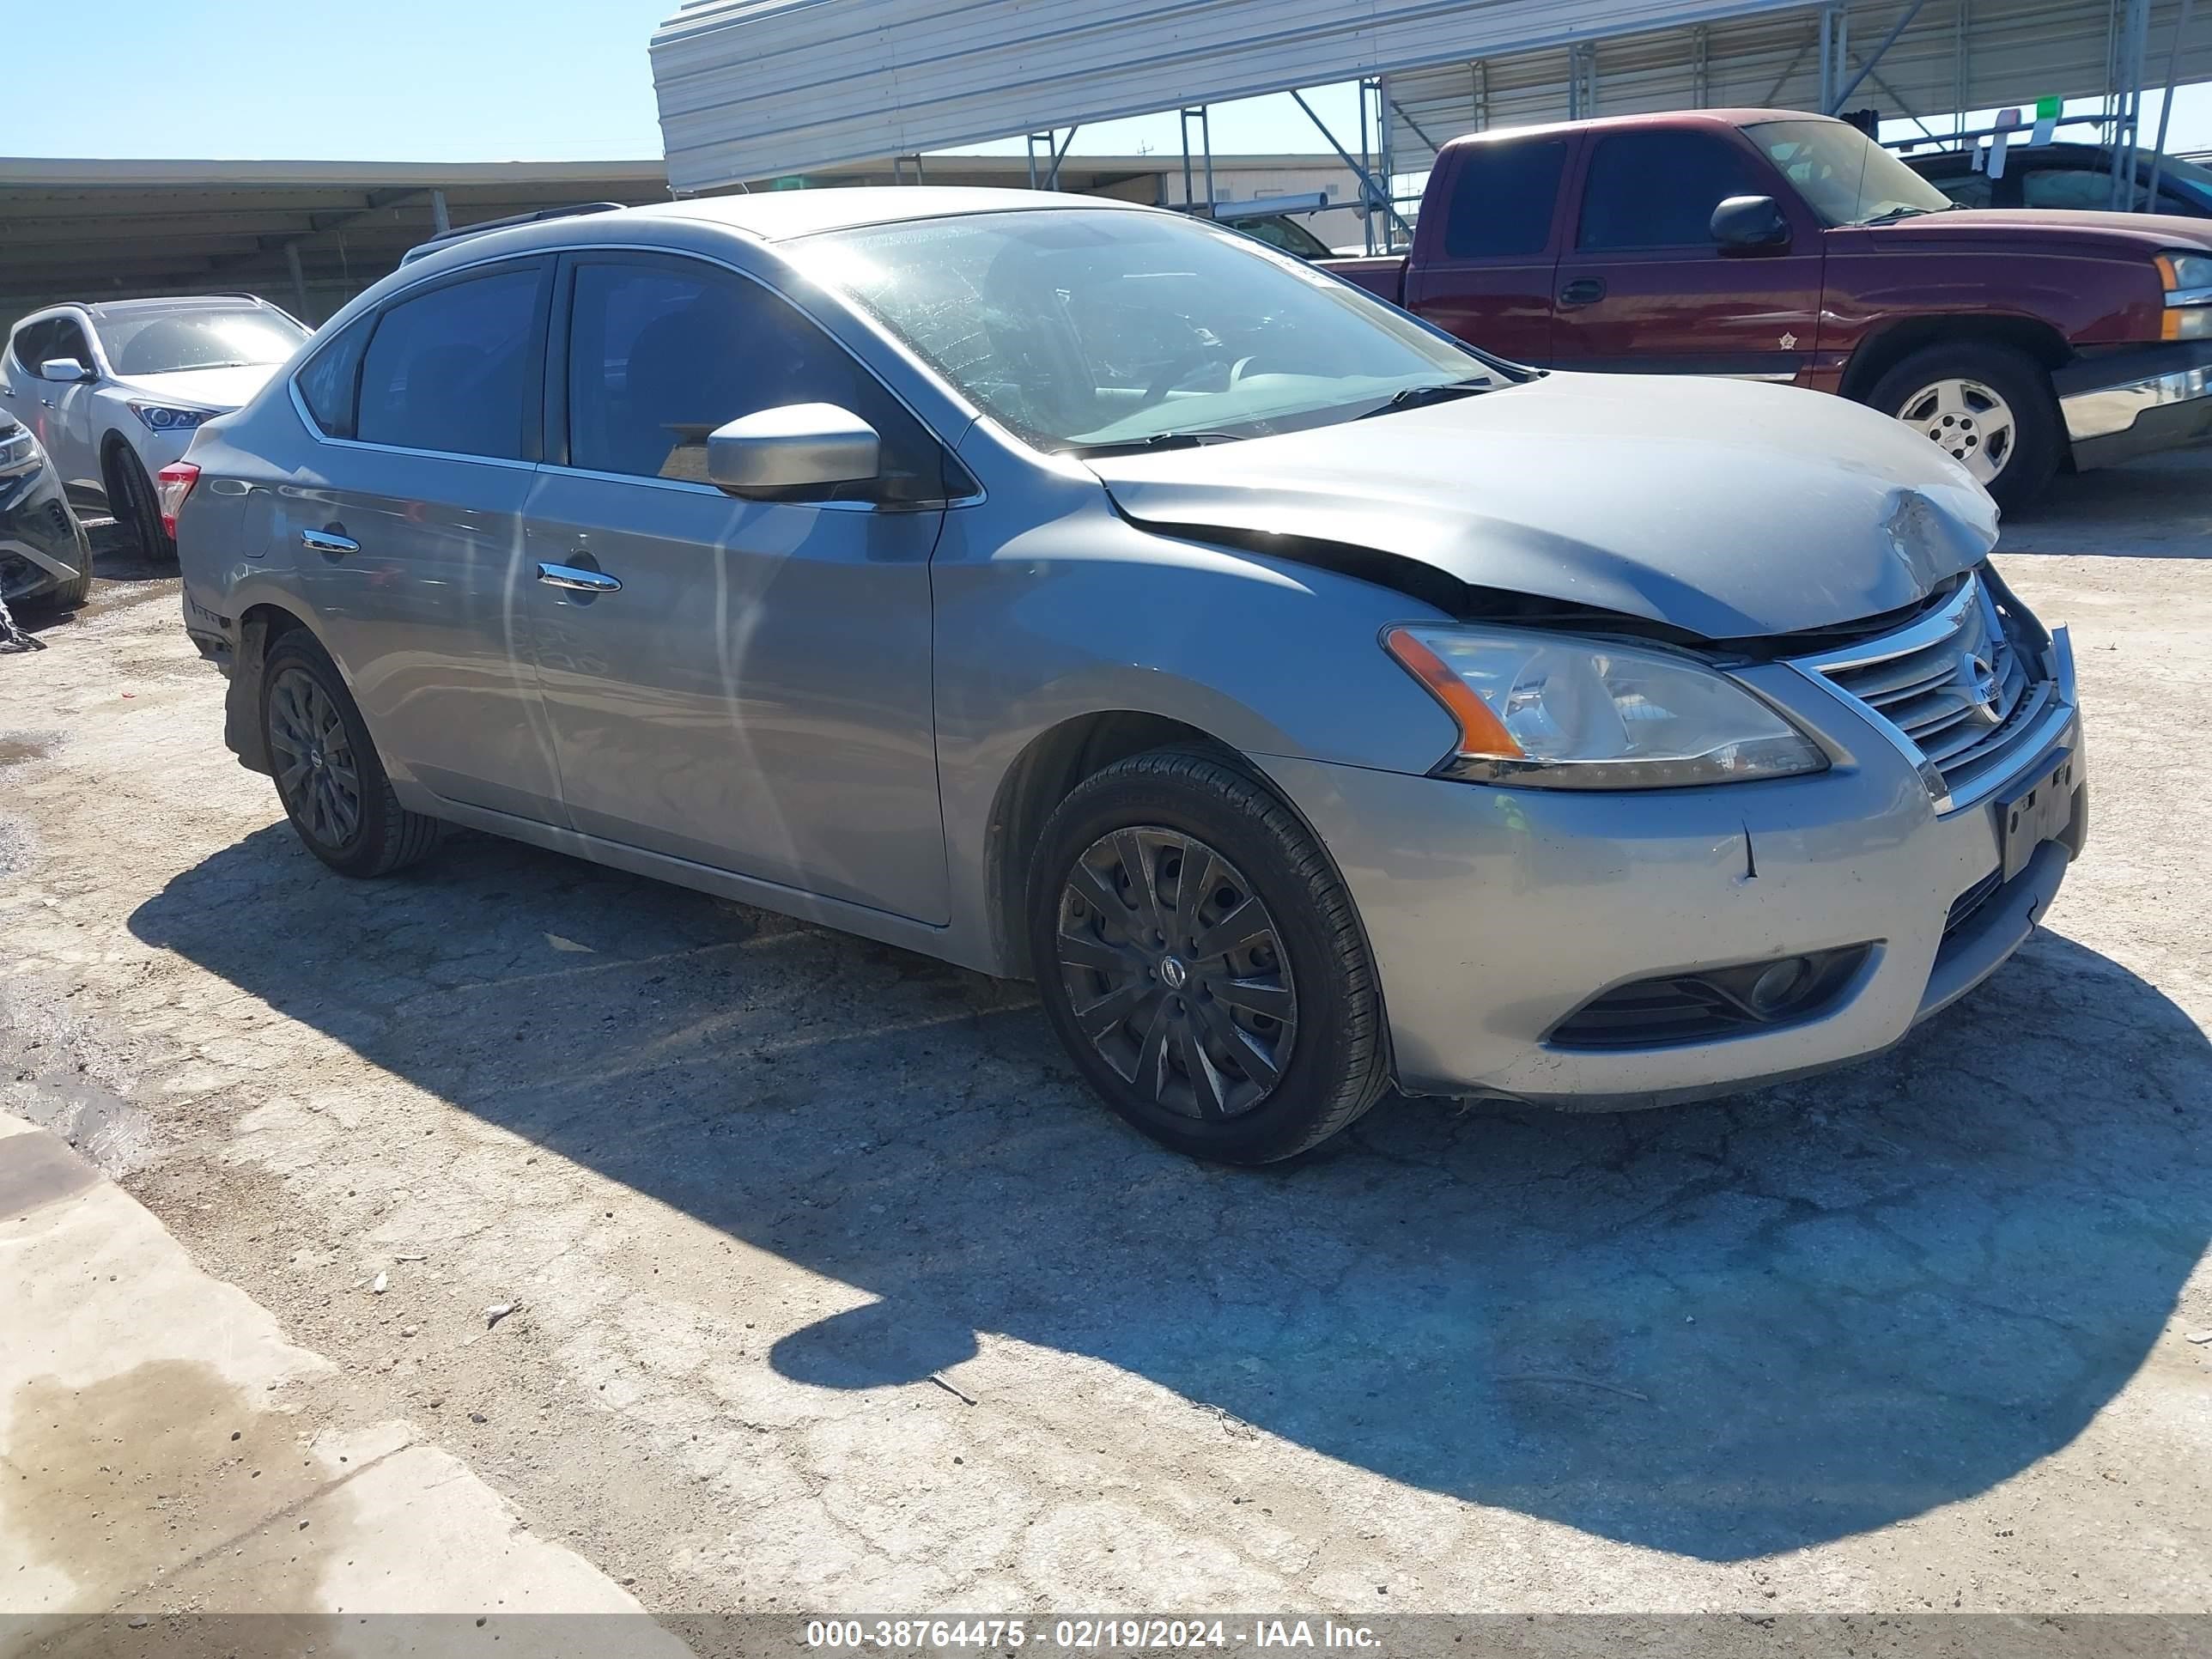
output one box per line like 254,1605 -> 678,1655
1866,342 -> 2062,513
260,631 -> 441,878
1029,748 -> 1390,1164
103,442 -> 175,563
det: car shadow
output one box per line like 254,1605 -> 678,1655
129,823 -> 2211,1563
1998,451 -> 2212,556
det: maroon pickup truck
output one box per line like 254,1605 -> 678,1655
1328,108 -> 2212,508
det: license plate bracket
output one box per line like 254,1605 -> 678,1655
1996,749 -> 2079,882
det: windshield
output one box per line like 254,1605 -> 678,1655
1751,119 -> 1957,226
795,208 -> 1503,452
95,307 -> 308,377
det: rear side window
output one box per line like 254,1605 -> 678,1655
1577,131 -> 1771,249
1443,139 -> 1571,258
356,264 -> 544,459
294,313 -> 374,439
563,258 -> 947,501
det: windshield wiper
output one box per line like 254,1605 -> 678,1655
1354,380 -> 1494,419
1067,431 -> 1243,458
1858,204 -> 1958,226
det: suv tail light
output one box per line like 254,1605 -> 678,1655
155,462 -> 200,539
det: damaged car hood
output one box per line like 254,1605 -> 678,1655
1086,371 -> 1998,640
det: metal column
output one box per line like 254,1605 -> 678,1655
430,189 -> 451,235
1179,106 -> 1215,216
285,243 -> 309,321
1692,26 -> 1710,106
2149,0 -> 2197,202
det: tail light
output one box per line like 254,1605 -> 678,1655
155,461 -> 200,539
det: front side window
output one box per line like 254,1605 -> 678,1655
356,265 -> 544,459
797,208 -> 1504,453
562,258 -> 944,500
1445,138 -> 1571,258
95,307 -> 307,378
1752,118 -> 1957,226
11,320 -> 57,378
46,319 -> 97,373
1577,131 -> 1771,250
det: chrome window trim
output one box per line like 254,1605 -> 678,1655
283,380 -> 540,473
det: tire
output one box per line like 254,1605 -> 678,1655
103,442 -> 175,563
1864,342 -> 2062,514
1028,746 -> 1390,1164
259,631 -> 442,878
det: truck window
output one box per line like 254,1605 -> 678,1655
1443,139 -> 1571,259
1577,131 -> 1769,249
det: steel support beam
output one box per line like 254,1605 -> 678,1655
1290,88 -> 1414,240
284,243 -> 308,319
1829,0 -> 1930,111
2148,0 -> 2194,202
430,189 -> 450,235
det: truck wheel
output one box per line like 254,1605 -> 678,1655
260,630 -> 442,878
1028,747 -> 1391,1164
1866,343 -> 2062,512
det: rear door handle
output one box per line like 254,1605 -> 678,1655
536,561 -> 622,594
1559,277 -> 1607,307
301,526 -> 359,555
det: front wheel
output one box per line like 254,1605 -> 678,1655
1865,342 -> 2063,513
1028,748 -> 1391,1164
103,443 -> 175,563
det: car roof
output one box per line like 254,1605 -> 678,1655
82,294 -> 277,320
638,185 -> 1153,242
1440,107 -> 1836,149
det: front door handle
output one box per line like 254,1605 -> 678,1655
301,526 -> 359,555
1558,276 -> 1607,307
536,561 -> 622,594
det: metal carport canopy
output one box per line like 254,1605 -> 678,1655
650,0 -> 1816,193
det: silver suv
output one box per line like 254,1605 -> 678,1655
173,189 -> 2087,1164
0,295 -> 307,561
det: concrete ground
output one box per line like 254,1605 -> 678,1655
0,1111 -> 688,1653
1,463 -> 2209,1619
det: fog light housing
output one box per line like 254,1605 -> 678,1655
1548,945 -> 1873,1051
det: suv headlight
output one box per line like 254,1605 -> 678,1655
2157,252 -> 2212,338
0,422 -> 37,475
1385,625 -> 1828,788
128,402 -> 215,433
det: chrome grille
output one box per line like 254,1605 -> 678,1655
1796,573 -> 2059,806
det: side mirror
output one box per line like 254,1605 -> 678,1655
40,357 -> 91,384
707,403 -> 880,498
1711,195 -> 1791,252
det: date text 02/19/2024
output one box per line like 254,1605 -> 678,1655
801,1620 -> 1383,1650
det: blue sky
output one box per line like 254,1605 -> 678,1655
11,0 -> 2211,163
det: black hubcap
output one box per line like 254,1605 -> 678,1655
1054,827 -> 1297,1120
268,667 -> 363,848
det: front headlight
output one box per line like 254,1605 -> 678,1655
128,402 -> 215,433
1384,625 -> 1828,788
2158,252 -> 2212,338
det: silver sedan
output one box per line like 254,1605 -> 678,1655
171,188 -> 2087,1163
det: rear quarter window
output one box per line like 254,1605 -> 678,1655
1443,139 -> 1571,259
294,313 -> 375,440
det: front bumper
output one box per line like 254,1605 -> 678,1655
1259,648 -> 2084,1109
2057,341 -> 2212,470
0,460 -> 89,606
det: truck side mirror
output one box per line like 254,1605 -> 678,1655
1711,196 -> 1791,252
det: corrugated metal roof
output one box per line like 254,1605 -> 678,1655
651,0 -> 1818,192
1385,0 -> 2212,170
